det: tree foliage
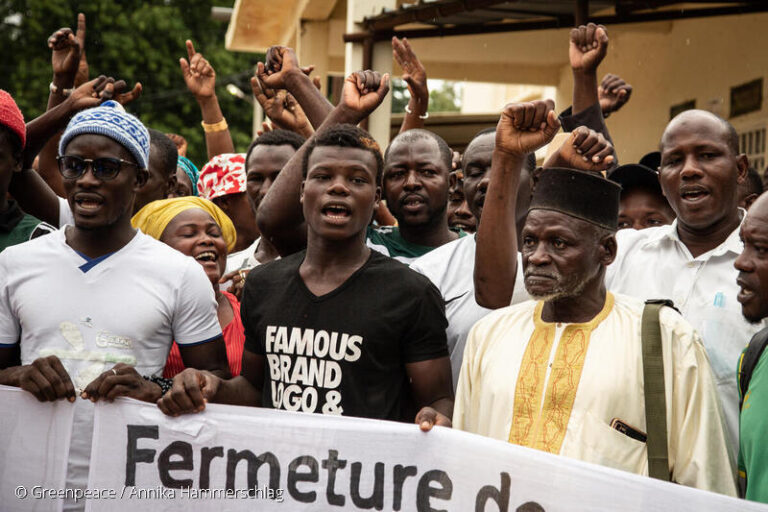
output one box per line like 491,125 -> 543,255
0,0 -> 261,166
391,78 -> 461,114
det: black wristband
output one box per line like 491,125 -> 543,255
143,375 -> 173,396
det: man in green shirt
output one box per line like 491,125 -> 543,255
0,90 -> 54,253
369,129 -> 465,263
735,192 -> 768,502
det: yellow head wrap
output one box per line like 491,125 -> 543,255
131,197 -> 237,252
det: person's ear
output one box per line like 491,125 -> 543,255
736,154 -> 749,185
299,180 -> 305,205
744,192 -> 760,211
374,185 -> 381,209
600,233 -> 617,266
165,173 -> 177,198
134,169 -> 149,190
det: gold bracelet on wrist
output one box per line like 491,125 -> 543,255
201,118 -> 228,133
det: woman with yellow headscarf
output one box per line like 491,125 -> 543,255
132,197 -> 245,377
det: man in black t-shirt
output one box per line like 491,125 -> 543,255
159,70 -> 453,430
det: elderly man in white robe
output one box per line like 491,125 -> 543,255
453,102 -> 736,497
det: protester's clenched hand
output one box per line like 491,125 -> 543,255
569,23 -> 609,74
157,368 -> 221,416
180,40 -> 216,100
17,355 -> 76,402
251,76 -> 312,136
495,100 -> 561,157
81,363 -> 162,403
392,37 -> 428,108
48,13 -> 86,81
338,70 -> 391,124
220,267 -> 252,301
257,46 -> 313,91
598,73 -> 632,117
415,406 -> 452,432
166,133 -> 188,157
548,126 -> 615,172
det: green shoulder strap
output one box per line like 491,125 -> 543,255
641,299 -> 672,482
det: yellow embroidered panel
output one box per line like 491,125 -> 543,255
509,293 -> 615,454
508,301 -> 555,446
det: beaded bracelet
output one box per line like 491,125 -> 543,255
143,375 -> 173,396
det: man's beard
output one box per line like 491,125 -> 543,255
524,268 -> 589,302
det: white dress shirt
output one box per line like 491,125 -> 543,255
605,214 -> 764,456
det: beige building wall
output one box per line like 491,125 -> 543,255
555,13 -> 768,165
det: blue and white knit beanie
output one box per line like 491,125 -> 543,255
59,101 -> 150,169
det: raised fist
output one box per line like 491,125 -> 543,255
338,70 -> 391,124
598,73 -> 632,117
569,23 -> 609,74
495,100 -> 561,157
548,126 -> 615,172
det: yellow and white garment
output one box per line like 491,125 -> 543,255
454,292 -> 737,497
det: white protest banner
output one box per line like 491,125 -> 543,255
0,385 -> 75,512
85,398 -> 768,511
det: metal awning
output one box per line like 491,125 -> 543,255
344,0 -> 768,42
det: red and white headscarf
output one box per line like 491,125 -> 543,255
197,153 -> 247,200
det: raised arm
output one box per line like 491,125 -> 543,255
543,125 -> 615,172
251,76 -> 313,138
598,73 -> 633,119
37,13 -> 88,196
474,100 -> 560,309
392,37 -> 429,133
259,46 -> 333,130
570,23 -> 608,116
257,70 -> 390,256
180,40 -> 234,160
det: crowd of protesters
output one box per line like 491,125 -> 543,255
2,12 -> 768,509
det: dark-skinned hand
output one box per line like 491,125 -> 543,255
157,368 -> 221,417
338,70 -> 391,124
166,133 -> 188,157
17,355 -> 76,402
415,406 -> 452,432
258,46 -> 315,91
547,126 -> 615,172
81,363 -> 162,403
251,76 -> 312,136
392,37 -> 428,108
180,40 -> 216,100
219,267 -> 252,301
495,99 -> 561,157
48,13 -> 86,81
598,73 -> 633,117
569,23 -> 609,74
256,121 -> 273,137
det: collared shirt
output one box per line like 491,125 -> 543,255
606,213 -> 764,456
454,292 -> 736,496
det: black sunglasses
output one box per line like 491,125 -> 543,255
57,155 -> 139,181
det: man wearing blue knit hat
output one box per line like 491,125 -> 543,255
0,101 -> 229,511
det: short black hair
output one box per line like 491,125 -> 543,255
0,125 -> 22,164
302,124 -> 383,185
743,166 -> 764,196
148,129 -> 178,177
384,129 -> 452,170
245,129 -> 306,166
464,127 -> 536,173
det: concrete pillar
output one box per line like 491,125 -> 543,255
345,0 -> 395,148
299,20 -> 331,96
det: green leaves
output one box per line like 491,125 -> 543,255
0,0 -> 260,167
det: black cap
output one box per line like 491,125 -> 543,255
609,163 -> 663,195
530,168 -> 620,230
639,151 -> 661,170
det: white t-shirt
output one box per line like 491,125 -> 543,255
411,235 -> 528,389
58,196 -> 74,227
606,217 -> 764,456
0,227 -> 221,510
